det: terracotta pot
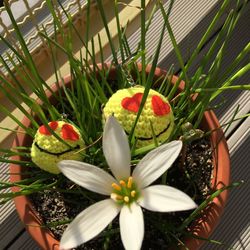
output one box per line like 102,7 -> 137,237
10,65 -> 230,250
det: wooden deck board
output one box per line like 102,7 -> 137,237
6,231 -> 39,250
0,163 -> 25,249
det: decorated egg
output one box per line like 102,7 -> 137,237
31,121 -> 85,174
103,87 -> 175,147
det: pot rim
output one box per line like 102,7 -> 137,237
10,64 -> 230,250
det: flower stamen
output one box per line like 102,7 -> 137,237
111,193 -> 123,201
112,183 -> 121,191
119,180 -> 126,187
124,196 -> 130,203
127,177 -> 133,189
111,176 -> 138,205
131,190 -> 136,197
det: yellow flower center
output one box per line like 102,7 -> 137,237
111,176 -> 139,205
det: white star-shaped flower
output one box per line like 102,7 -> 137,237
58,116 -> 197,250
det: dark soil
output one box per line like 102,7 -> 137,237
30,138 -> 213,250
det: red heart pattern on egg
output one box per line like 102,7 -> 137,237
121,93 -> 143,113
39,121 -> 58,135
151,95 -> 171,116
61,124 -> 79,141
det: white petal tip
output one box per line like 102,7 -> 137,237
192,202 -> 198,209
139,185 -> 198,213
59,245 -> 69,250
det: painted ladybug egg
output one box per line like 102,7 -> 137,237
103,87 -> 175,147
31,121 -> 85,174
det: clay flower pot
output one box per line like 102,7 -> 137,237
10,65 -> 230,250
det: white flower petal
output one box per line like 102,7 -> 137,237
58,160 -> 116,195
119,203 -> 144,250
60,199 -> 121,249
138,185 -> 197,212
132,140 -> 182,189
103,116 -> 131,180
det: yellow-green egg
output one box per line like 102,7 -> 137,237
103,86 -> 175,147
31,121 -> 85,174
